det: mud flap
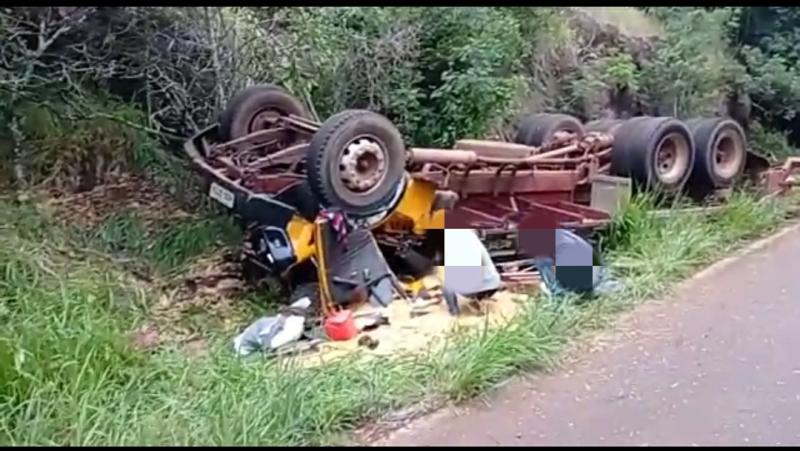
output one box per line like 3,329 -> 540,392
315,218 -> 398,310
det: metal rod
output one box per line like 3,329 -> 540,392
213,128 -> 289,155
247,143 -> 309,170
409,148 -> 479,164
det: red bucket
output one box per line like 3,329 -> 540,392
324,309 -> 358,341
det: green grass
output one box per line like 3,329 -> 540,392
82,210 -> 241,276
6,197 -> 242,279
0,190 -> 797,445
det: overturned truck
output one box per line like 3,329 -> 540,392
184,84 -> 798,317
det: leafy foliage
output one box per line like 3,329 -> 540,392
273,7 -> 527,146
732,7 -> 800,145
4,5 -> 800,191
568,49 -> 641,119
748,121 -> 800,161
638,8 -> 740,118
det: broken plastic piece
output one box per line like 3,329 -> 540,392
357,335 -> 379,350
354,312 -> 390,331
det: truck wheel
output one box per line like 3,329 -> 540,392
611,116 -> 695,194
685,117 -> 747,190
514,113 -> 584,146
218,84 -> 308,142
306,110 -> 407,216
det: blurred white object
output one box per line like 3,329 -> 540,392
444,228 -> 483,266
233,296 -> 312,356
442,228 -> 501,296
441,229 -> 502,315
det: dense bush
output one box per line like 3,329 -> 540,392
638,8 -> 741,117
270,7 -> 528,146
0,7 -> 533,151
567,49 -> 642,120
2,6 -> 800,190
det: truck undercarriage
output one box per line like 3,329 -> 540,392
183,84 -> 799,317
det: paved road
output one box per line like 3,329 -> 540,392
380,223 -> 800,446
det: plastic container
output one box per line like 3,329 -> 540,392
323,309 -> 358,341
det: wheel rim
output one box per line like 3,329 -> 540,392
712,130 -> 744,180
654,132 -> 691,185
336,135 -> 389,195
248,108 -> 284,133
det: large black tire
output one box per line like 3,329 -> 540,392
584,119 -> 625,135
607,116 -> 652,179
610,116 -> 695,194
514,113 -> 585,146
305,110 -> 407,216
685,117 -> 747,190
218,84 -> 308,142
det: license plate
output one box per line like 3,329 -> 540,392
209,182 -> 235,209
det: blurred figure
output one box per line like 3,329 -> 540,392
532,228 -> 621,299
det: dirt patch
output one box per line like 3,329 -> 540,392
41,172 -> 190,229
130,323 -> 163,351
146,249 -> 265,346
298,269 -> 538,367
34,173 -> 266,353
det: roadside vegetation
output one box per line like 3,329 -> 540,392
1,189 -> 797,445
2,5 -> 800,446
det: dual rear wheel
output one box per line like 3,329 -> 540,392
515,113 -> 747,195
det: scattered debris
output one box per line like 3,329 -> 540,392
274,338 -> 324,357
354,311 -> 390,331
232,296 -> 312,357
300,281 -> 529,364
358,335 -> 380,350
